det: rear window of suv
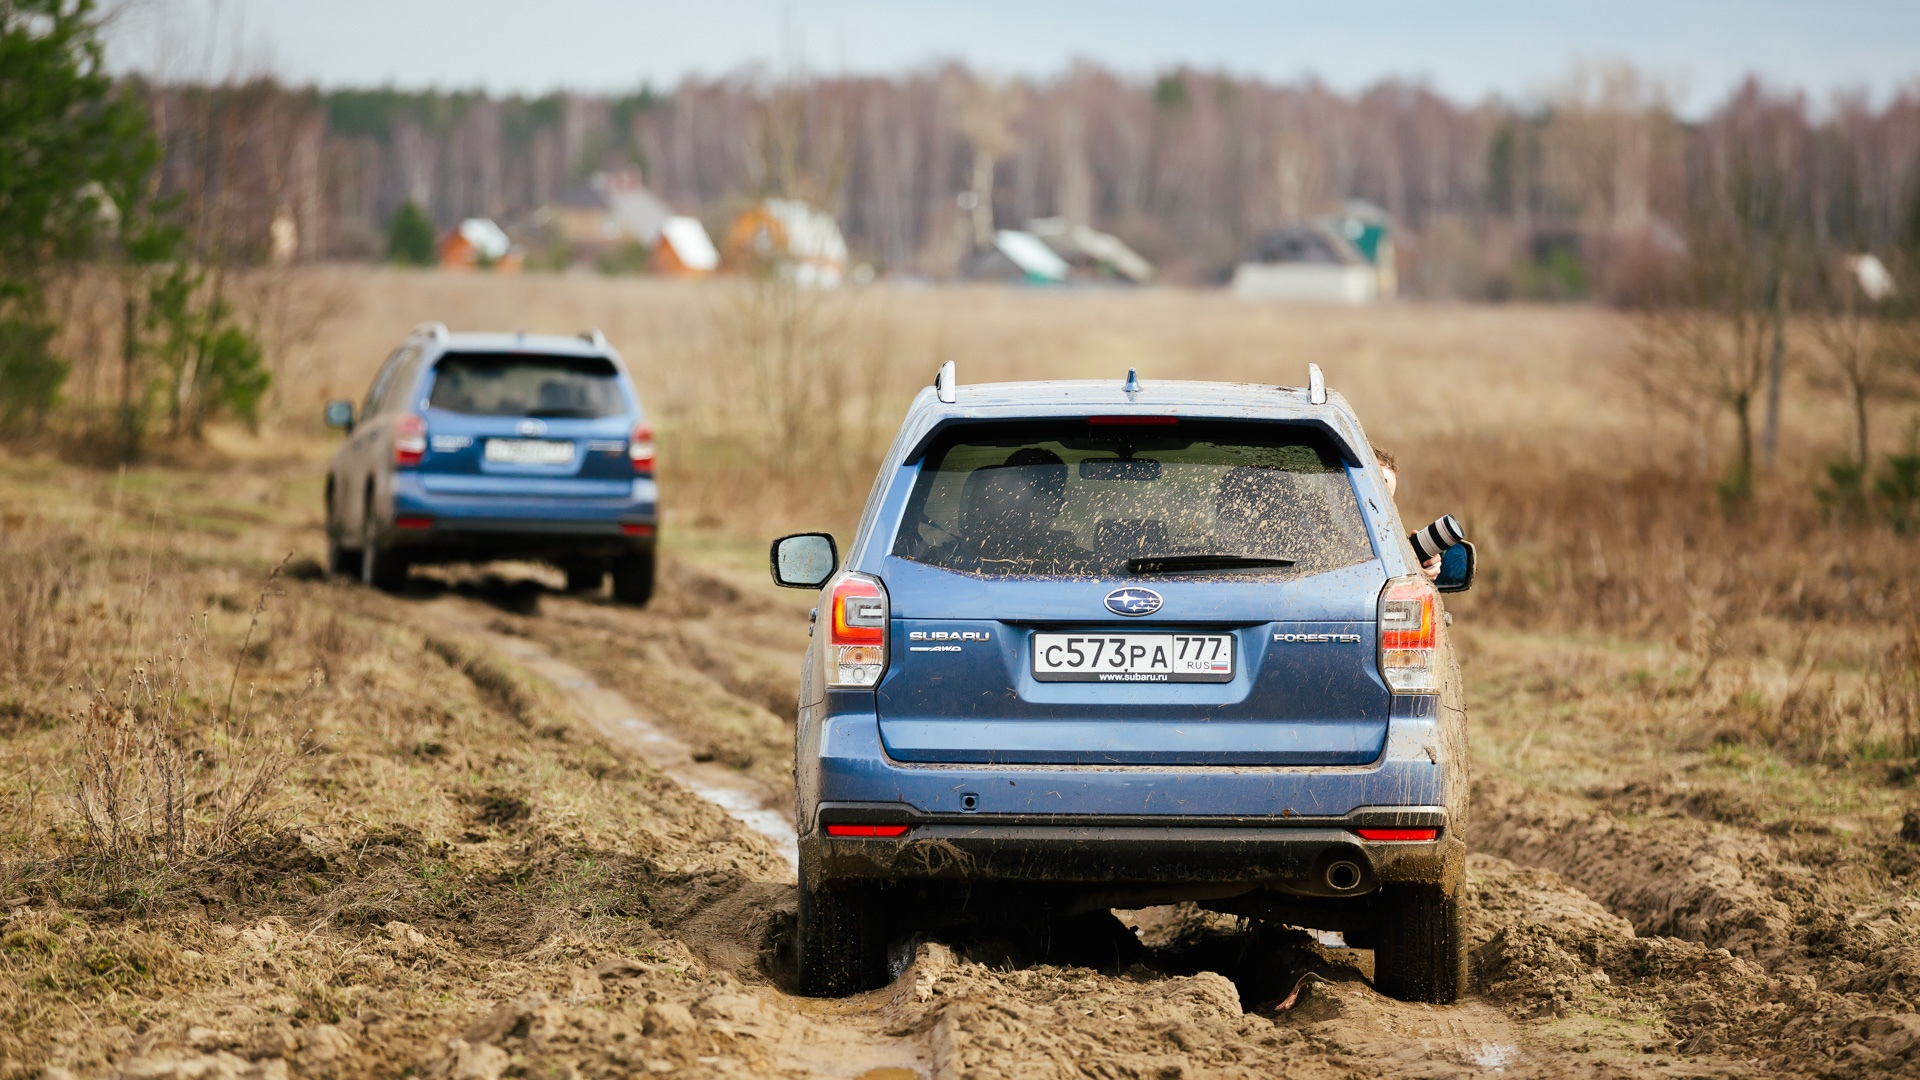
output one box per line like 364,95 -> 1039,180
427,353 -> 626,418
893,421 -> 1374,578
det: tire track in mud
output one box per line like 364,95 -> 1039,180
416,593 -> 801,870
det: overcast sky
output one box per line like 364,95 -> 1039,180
106,0 -> 1920,114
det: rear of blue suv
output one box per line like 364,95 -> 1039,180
771,368 -> 1470,1003
325,326 -> 659,603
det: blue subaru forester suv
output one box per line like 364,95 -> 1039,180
771,363 -> 1472,1002
324,324 -> 658,603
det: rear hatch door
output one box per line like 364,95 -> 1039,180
416,351 -> 634,497
873,419 -> 1390,767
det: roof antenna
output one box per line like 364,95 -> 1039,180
1307,363 -> 1327,405
1124,367 -> 1141,393
935,360 -> 957,404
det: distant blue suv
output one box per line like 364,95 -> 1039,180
772,364 -> 1473,1002
324,324 -> 658,603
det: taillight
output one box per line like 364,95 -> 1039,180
628,423 -> 655,475
828,573 -> 888,688
1378,574 -> 1438,693
393,414 -> 427,467
824,824 -> 910,837
1356,828 -> 1439,841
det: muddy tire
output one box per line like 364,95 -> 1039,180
611,552 -> 656,606
1372,885 -> 1466,1004
564,562 -> 606,593
325,498 -> 360,578
796,869 -> 888,997
361,507 -> 410,593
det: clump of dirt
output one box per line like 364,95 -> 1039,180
463,787 -> 531,828
1472,775 -> 1799,958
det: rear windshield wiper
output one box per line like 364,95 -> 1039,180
1126,554 -> 1296,574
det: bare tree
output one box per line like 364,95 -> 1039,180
959,77 -> 1024,249
1810,253 -> 1906,474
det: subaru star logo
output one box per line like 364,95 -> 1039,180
1105,587 -> 1163,617
517,418 -> 547,436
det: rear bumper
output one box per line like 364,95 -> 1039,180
801,703 -> 1463,893
382,474 -> 657,561
806,808 -> 1462,896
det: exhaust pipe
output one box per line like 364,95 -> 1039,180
1324,860 -> 1363,892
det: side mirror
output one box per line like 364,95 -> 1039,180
1434,541 -> 1476,594
771,532 -> 838,589
324,400 -> 355,432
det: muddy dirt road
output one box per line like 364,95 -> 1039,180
322,554 -> 1920,1080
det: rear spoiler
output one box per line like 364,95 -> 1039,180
900,406 -> 1371,468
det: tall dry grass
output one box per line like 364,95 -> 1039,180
0,475 -> 321,887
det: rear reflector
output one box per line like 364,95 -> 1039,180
394,516 -> 434,530
1356,828 -> 1439,841
621,523 -> 655,536
1087,415 -> 1179,425
824,824 -> 910,837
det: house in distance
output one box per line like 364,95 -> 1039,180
531,170 -> 718,276
439,218 -> 522,272
1232,201 -> 1397,304
968,219 -> 1154,285
724,199 -> 849,288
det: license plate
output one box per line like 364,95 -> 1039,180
483,438 -> 575,466
1031,633 -> 1235,683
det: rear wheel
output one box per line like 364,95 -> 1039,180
1372,884 -> 1466,1004
326,531 -> 360,578
564,562 -> 607,594
325,486 -> 360,578
611,552 -> 656,606
361,503 -> 410,593
796,867 -> 889,997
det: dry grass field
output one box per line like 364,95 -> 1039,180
8,270 -> 1920,1079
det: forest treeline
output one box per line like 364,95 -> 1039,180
133,62 -> 1920,293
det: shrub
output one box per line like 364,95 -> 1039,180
386,201 -> 437,266
0,317 -> 65,431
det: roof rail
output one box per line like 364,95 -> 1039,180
412,321 -> 448,342
580,328 -> 608,350
934,360 -> 957,404
1307,363 -> 1327,405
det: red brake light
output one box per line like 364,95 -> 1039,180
393,414 -> 427,467
1356,828 -> 1439,841
824,824 -> 910,837
394,516 -> 434,530
621,523 -> 655,537
1381,580 -> 1435,650
831,577 -> 884,644
1087,415 -> 1179,425
629,423 -> 655,475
